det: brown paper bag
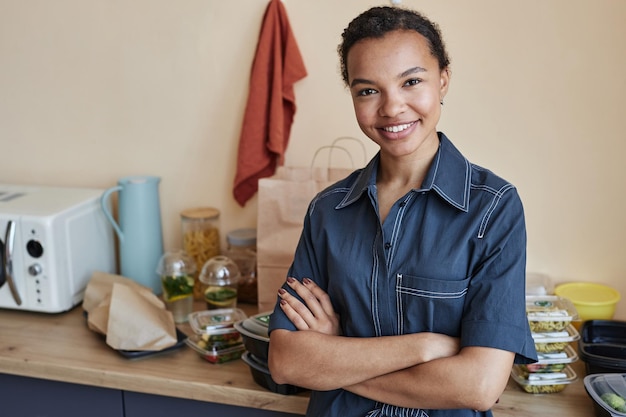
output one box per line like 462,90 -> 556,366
256,140 -> 365,311
84,271 -> 177,351
106,283 -> 177,351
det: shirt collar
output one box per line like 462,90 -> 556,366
336,132 -> 471,212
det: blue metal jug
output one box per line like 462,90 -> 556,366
100,176 -> 164,294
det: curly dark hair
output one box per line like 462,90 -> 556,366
337,6 -> 450,86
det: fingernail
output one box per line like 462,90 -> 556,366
278,288 -> 286,295
303,278 -> 312,285
280,299 -> 287,306
286,277 -> 296,283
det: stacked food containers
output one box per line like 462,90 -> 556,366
185,308 -> 247,364
511,295 -> 581,393
234,312 -> 305,395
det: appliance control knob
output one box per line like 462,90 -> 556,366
28,263 -> 42,276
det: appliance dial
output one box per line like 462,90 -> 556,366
27,240 -> 44,258
28,263 -> 42,276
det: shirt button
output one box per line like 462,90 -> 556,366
399,201 -> 406,207
384,242 -> 392,249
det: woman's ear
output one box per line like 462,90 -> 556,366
440,67 -> 451,101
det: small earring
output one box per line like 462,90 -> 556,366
440,100 -> 444,106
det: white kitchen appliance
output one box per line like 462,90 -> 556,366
0,183 -> 116,313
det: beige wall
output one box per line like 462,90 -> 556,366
1,0 -> 625,319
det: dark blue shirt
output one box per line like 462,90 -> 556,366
269,132 -> 537,417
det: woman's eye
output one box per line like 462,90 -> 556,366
404,78 -> 421,87
356,88 -> 377,97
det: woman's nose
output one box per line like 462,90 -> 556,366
378,91 -> 406,117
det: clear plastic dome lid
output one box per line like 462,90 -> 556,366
155,250 -> 197,276
199,255 -> 241,285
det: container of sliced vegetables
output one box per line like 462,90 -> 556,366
511,364 -> 578,394
185,308 -> 247,364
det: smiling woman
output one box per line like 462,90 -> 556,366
267,6 -> 537,417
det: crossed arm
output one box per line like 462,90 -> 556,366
268,277 -> 515,412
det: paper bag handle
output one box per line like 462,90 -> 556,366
310,137 -> 367,171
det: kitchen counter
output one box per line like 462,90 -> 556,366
0,302 -> 596,416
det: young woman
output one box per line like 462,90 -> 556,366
268,6 -> 537,417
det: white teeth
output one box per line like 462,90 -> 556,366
383,122 -> 413,133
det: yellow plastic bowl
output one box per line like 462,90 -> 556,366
554,282 -> 621,322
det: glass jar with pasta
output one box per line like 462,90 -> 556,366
180,207 -> 221,300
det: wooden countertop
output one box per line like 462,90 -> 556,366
0,302 -> 596,416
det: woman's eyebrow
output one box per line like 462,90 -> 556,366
350,78 -> 373,88
400,66 -> 427,77
350,66 -> 428,88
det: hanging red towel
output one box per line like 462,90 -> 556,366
233,0 -> 307,207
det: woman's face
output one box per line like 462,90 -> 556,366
346,30 -> 449,160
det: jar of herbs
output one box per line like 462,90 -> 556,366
199,256 -> 240,310
155,250 -> 196,323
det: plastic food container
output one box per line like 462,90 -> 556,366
532,324 -> 580,353
241,351 -> 305,395
186,334 -> 245,364
519,345 -> 578,373
579,320 -> 626,374
526,273 -> 554,296
199,256 -> 241,310
188,308 -> 247,333
584,373 -> 626,416
555,282 -> 621,324
234,313 -> 270,360
511,364 -> 578,394
526,295 -> 579,332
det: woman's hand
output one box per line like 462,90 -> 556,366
278,277 -> 341,336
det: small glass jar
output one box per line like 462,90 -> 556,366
199,255 -> 240,310
180,207 -> 221,300
155,250 -> 196,323
225,228 -> 257,304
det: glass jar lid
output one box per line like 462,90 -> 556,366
227,228 -> 257,247
180,207 -> 220,220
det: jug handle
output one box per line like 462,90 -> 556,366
100,185 -> 124,242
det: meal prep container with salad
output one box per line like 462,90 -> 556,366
584,373 -> 626,416
185,308 -> 247,364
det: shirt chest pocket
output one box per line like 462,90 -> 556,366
395,274 -> 470,336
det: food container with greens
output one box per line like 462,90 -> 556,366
186,333 -> 245,364
526,295 -> 579,332
188,308 -> 247,332
584,373 -> 626,416
511,364 -> 578,394
199,256 -> 240,310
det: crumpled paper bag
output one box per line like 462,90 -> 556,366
83,271 -> 177,351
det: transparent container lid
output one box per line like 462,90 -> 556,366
199,255 -> 241,285
155,250 -> 196,276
